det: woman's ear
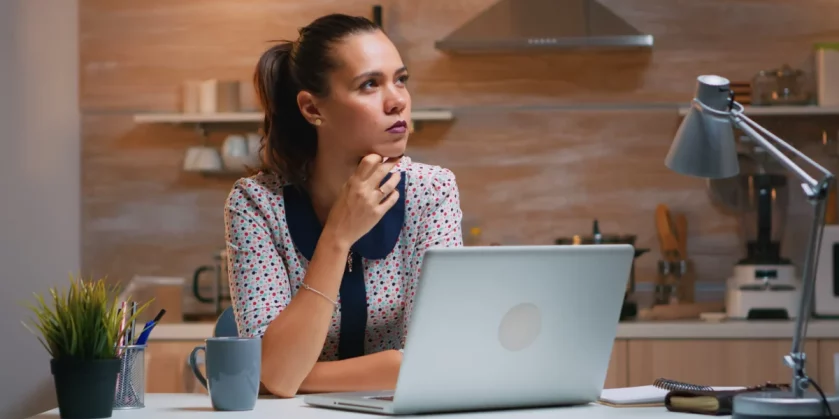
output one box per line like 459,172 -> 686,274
297,91 -> 323,125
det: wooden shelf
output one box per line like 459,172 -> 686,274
133,109 -> 454,124
678,104 -> 839,117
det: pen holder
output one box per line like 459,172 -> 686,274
114,344 -> 146,410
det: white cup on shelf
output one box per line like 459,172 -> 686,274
183,146 -> 223,172
245,133 -> 262,166
221,134 -> 249,172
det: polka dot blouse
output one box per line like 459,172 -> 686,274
223,156 -> 464,361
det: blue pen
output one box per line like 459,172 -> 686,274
135,321 -> 156,345
136,309 -> 166,345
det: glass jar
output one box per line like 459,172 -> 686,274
751,64 -> 814,106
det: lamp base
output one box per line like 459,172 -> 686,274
733,390 -> 839,418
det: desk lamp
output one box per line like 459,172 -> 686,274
665,75 -> 839,418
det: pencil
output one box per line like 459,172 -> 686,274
117,301 -> 128,354
129,302 -> 137,345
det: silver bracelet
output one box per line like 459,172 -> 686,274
299,282 -> 338,308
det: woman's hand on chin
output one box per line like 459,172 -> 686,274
323,154 -> 401,247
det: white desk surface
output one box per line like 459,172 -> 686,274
28,393 -> 719,418
149,319 -> 839,341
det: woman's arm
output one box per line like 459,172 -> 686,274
258,229 -> 351,397
414,167 -> 464,252
227,159 -> 403,397
225,184 -> 349,398
401,167 -> 464,348
298,349 -> 403,394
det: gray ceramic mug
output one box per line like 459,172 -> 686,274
188,337 -> 261,411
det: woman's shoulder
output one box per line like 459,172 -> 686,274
225,171 -> 290,212
397,156 -> 458,193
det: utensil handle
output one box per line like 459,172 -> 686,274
655,204 -> 681,259
674,213 -> 688,257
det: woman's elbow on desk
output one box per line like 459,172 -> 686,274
262,349 -> 403,397
299,349 -> 403,394
262,383 -> 298,400
260,363 -> 305,399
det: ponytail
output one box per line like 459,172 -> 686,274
254,41 -> 317,185
253,14 -> 381,185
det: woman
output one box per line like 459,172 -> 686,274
223,13 -> 463,398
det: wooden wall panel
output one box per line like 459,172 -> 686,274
82,114 -> 236,283
410,108 -> 733,284
79,0 -> 839,291
80,0 -> 839,110
79,0 -> 392,112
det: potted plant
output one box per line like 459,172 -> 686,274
22,275 -> 149,419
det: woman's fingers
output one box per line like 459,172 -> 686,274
376,189 -> 400,215
355,154 -> 384,179
375,172 -> 401,203
367,158 -> 398,186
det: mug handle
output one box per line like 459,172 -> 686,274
188,345 -> 208,390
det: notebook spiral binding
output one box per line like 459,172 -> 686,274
653,378 -> 713,392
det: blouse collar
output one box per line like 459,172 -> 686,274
284,171 -> 406,261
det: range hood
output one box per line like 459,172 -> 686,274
434,0 -> 653,53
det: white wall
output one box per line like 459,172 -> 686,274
0,0 -> 81,417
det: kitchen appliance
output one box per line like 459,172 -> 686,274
705,140 -> 801,319
724,172 -> 801,320
814,136 -> 839,317
433,0 -> 653,53
815,225 -> 839,317
189,249 -> 231,319
554,219 -> 649,320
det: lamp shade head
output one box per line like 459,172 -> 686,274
665,75 -> 740,179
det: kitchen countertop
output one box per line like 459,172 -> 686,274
147,318 -> 839,341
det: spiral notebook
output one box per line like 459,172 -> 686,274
598,378 -> 746,407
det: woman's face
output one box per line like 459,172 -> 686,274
309,30 -> 411,160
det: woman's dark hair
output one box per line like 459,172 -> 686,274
254,14 -> 381,185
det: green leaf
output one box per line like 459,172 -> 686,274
20,273 -> 155,360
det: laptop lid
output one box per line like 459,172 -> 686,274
390,244 -> 634,415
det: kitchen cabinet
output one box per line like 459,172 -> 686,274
144,337 -> 835,394
146,341 -> 208,394
627,339 -> 820,387
604,340 -> 628,388
146,339 -> 630,393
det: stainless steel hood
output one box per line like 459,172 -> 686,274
434,0 -> 653,53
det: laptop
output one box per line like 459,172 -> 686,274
302,244 -> 635,415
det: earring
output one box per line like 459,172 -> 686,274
313,118 -> 322,126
